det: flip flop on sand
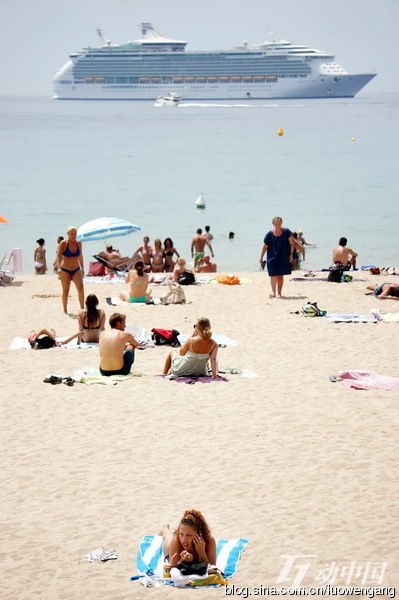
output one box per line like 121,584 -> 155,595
43,375 -> 63,384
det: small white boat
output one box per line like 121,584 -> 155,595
154,92 -> 181,107
195,193 -> 206,209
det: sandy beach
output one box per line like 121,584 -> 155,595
1,271 -> 398,598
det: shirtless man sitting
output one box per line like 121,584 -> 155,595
99,313 -> 139,376
332,237 -> 358,270
195,255 -> 217,273
191,228 -> 214,267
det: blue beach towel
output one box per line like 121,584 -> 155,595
133,534 -> 248,580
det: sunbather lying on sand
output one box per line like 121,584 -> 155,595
29,328 -> 82,349
367,283 -> 399,300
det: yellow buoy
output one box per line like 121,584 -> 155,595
277,127 -> 284,136
351,137 -> 356,142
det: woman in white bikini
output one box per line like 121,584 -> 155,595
151,238 -> 165,272
77,294 -> 106,343
133,236 -> 153,271
162,317 -> 218,378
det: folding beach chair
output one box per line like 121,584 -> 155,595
0,248 -> 21,285
93,254 -> 133,275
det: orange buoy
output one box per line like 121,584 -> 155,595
277,127 -> 284,136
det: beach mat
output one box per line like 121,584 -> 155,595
10,337 -> 98,350
73,369 -> 142,385
325,312 -> 378,323
133,535 -> 248,580
337,370 -> 399,390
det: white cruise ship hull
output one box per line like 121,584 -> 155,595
53,72 -> 375,101
53,24 -> 376,101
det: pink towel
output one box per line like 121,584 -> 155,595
338,370 -> 399,390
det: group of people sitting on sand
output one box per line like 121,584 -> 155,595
30,299 -> 219,381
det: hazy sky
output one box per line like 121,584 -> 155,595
1,0 -> 397,96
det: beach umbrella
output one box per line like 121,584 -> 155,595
0,215 -> 8,223
77,217 -> 141,242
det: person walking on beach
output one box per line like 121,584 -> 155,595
34,238 -> 47,274
332,237 -> 358,270
191,228 -> 214,267
99,313 -> 139,376
259,216 -> 295,298
56,226 -> 85,314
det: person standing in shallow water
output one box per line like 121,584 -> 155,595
259,216 -> 295,298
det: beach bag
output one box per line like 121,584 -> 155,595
177,271 -> 195,285
327,264 -> 344,283
88,261 -> 106,276
300,302 -> 327,317
161,283 -> 186,305
151,328 -> 181,347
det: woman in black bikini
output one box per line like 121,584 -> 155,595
163,237 -> 180,273
77,294 -> 105,343
57,226 -> 85,313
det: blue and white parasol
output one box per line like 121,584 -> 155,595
77,217 -> 141,242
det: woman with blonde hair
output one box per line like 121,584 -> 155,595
161,509 -> 216,567
151,238 -> 165,272
162,317 -> 218,378
56,226 -> 85,313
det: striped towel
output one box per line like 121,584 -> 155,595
133,535 -> 248,579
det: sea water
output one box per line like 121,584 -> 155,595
0,93 -> 398,273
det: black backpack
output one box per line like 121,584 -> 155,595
177,271 -> 195,285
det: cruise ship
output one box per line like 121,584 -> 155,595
53,23 -> 376,100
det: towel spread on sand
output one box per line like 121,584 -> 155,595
290,276 -> 367,282
337,370 -> 399,390
73,369 -> 142,385
325,312 -> 378,323
10,337 -> 98,350
378,312 -> 399,323
133,535 -> 248,583
163,374 -> 228,384
84,275 -> 125,284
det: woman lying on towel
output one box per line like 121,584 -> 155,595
162,317 -> 218,378
161,509 -> 216,568
367,283 -> 399,300
28,328 -> 81,349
